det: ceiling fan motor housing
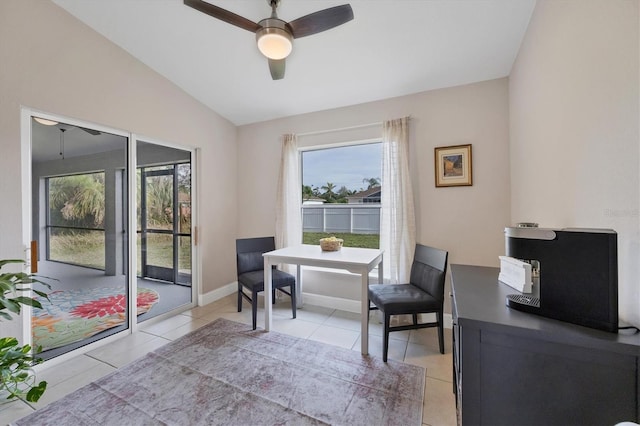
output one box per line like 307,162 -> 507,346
256,18 -> 293,60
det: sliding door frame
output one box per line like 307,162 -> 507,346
20,107 -> 134,355
20,108 -> 199,363
131,134 -> 199,326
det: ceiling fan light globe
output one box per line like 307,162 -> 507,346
256,27 -> 292,60
34,117 -> 59,126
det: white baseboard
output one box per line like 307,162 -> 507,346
199,284 -> 453,329
198,282 -> 237,306
298,292 -> 453,329
301,292 -> 362,313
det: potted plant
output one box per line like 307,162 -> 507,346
0,259 -> 50,403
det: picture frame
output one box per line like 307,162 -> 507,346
434,144 -> 472,187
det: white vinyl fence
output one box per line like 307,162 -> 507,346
302,204 -> 381,234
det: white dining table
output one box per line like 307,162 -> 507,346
263,244 -> 384,355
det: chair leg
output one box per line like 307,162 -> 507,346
237,283 -> 243,313
437,310 -> 445,354
412,313 -> 418,325
383,312 -> 390,362
272,288 -> 276,305
290,283 -> 296,319
251,290 -> 258,330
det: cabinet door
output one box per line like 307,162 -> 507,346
452,292 -> 460,398
452,321 -> 459,399
478,330 -> 637,425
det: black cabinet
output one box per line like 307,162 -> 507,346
451,264 -> 640,426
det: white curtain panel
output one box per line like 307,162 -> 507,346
380,117 -> 416,284
276,134 -> 302,253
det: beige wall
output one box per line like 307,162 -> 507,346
0,0 -> 238,336
509,0 -> 640,325
237,78 -> 511,309
8,0 -> 634,334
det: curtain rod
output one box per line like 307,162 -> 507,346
295,116 -> 411,138
296,121 -> 383,138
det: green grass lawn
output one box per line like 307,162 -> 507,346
50,231 -> 191,274
50,231 -> 377,271
303,232 -> 379,249
49,230 -> 106,269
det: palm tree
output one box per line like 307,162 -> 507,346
362,177 -> 381,189
336,186 -> 353,203
321,182 -> 337,203
145,175 -> 174,229
49,173 -> 105,228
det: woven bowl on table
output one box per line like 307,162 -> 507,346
319,238 -> 343,251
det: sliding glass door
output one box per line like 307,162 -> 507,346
27,112 -> 197,359
136,141 -> 193,323
30,117 -> 130,360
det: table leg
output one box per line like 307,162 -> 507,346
264,258 -> 272,331
361,268 -> 369,355
296,264 -> 303,308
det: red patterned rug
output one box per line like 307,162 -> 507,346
32,287 -> 159,351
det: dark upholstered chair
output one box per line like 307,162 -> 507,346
236,237 -> 296,330
368,243 -> 448,362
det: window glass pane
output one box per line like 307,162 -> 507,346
49,228 -> 105,269
136,233 -> 142,276
136,169 -> 141,231
136,158 -> 191,287
48,173 -> 105,229
145,173 -> 173,231
177,163 -> 191,234
47,172 -> 106,269
301,143 -> 382,249
177,235 -> 192,285
146,165 -> 173,172
145,233 -> 173,269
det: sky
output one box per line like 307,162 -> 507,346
302,143 -> 382,193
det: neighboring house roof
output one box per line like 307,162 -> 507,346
347,186 -> 381,202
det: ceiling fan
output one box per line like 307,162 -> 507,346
33,117 -> 101,136
184,0 -> 354,80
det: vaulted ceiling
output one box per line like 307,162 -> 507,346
52,0 -> 536,126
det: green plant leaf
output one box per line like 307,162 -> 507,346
26,381 -> 47,402
0,259 -> 25,269
0,258 -> 50,404
0,298 -> 21,314
0,337 -> 19,348
33,289 -> 50,299
11,297 -> 42,309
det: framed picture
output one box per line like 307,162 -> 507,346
434,144 -> 472,187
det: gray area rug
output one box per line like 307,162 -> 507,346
14,318 -> 425,425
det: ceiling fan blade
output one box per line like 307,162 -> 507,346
79,126 -> 101,136
287,4 -> 353,39
268,59 -> 286,80
184,0 -> 261,33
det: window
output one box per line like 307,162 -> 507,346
47,172 -> 106,269
300,142 -> 382,248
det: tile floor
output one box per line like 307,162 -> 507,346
0,295 -> 457,426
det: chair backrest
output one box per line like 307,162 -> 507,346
410,243 -> 448,301
236,236 -> 276,275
